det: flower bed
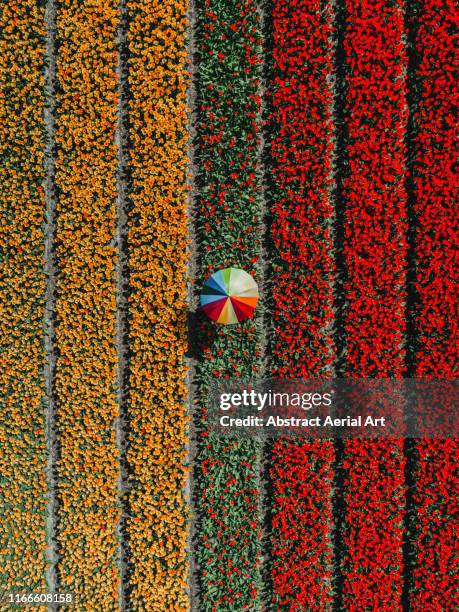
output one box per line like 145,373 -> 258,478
0,0 -> 457,608
267,0 -> 335,608
194,0 -> 264,608
124,0 -> 189,607
410,1 -> 458,607
54,2 -> 120,606
0,0 -> 48,596
340,0 -> 408,607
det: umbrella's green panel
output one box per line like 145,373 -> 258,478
220,267 -> 233,291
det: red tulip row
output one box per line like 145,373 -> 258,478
410,1 -> 458,608
0,1 -> 48,595
194,0 -> 264,608
267,0 -> 335,608
340,0 -> 408,608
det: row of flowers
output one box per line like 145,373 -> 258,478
267,0 -> 335,609
53,2 -> 121,607
410,1 -> 458,608
340,0 -> 408,608
123,0 -> 190,608
194,0 -> 264,608
0,1 -> 48,598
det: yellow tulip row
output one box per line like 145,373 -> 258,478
124,0 -> 190,608
54,1 -> 120,609
0,1 -> 48,605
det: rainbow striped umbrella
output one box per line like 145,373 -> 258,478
200,268 -> 259,324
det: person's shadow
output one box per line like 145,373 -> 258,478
184,307 -> 217,362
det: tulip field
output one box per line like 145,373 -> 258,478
0,0 -> 457,610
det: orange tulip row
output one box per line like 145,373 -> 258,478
0,1 -> 48,603
123,0 -> 190,608
53,1 -> 121,608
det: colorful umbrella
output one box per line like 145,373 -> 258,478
200,268 -> 259,324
